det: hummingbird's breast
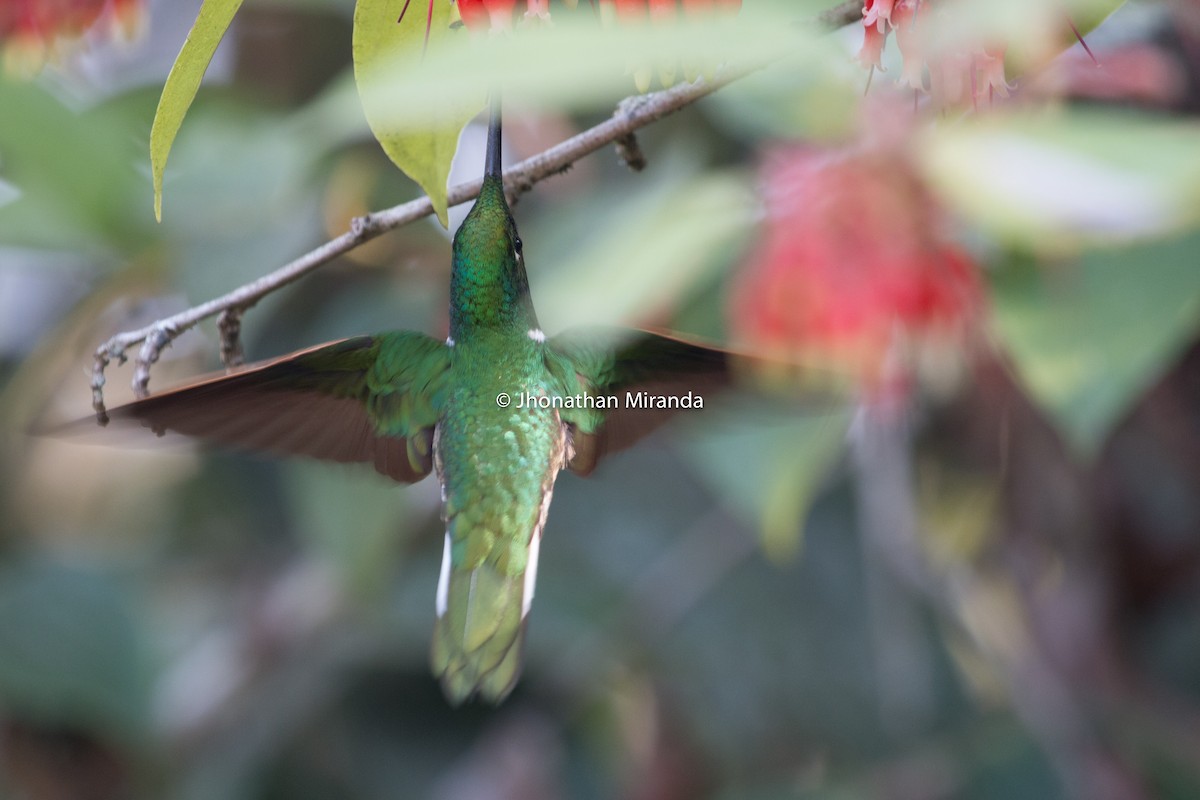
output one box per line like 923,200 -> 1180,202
433,337 -> 569,580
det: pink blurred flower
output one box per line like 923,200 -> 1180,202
598,0 -> 741,25
457,0 -> 518,31
1,0 -> 145,74
731,140 -> 984,397
857,0 -> 1013,108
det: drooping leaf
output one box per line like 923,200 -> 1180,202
353,0 -> 484,227
150,0 -> 245,222
991,232 -> 1200,456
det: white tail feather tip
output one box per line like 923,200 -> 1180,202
522,532 -> 541,618
436,533 -> 452,618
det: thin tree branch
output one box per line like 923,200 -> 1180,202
90,1 -> 867,420
819,0 -> 862,29
91,67 -> 747,419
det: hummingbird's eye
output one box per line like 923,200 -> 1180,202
513,237 -> 523,256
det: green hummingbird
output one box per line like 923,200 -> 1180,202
95,97 -> 736,704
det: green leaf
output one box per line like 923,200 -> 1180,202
991,232 -> 1200,456
919,112 -> 1200,251
704,51 -> 862,142
352,14 -> 819,124
150,0 -> 244,222
928,0 -> 1125,71
353,0 -> 484,227
0,177 -> 18,209
533,168 -> 754,331
683,402 -> 850,563
0,78 -> 148,249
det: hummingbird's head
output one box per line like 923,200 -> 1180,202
452,177 -> 524,280
448,95 -> 537,336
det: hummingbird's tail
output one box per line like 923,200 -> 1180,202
431,528 -> 541,704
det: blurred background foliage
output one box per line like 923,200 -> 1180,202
1,0 -> 1199,798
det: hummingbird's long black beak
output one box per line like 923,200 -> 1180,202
485,92 -> 502,181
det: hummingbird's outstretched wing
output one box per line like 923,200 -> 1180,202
548,328 -> 734,476
88,332 -> 452,483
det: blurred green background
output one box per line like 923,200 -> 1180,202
1,1 -> 1200,798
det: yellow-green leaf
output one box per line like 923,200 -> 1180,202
150,0 -> 244,222
353,0 -> 484,227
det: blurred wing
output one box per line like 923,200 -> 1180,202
95,332 -> 451,483
549,328 -> 732,475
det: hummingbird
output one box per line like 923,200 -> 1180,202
92,97 -> 737,704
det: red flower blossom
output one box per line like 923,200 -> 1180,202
1,0 -> 145,75
861,0 -> 895,32
731,137 -> 984,397
857,0 -> 1012,108
680,0 -> 742,13
598,0 -> 741,24
458,0 -> 519,31
524,0 -> 551,23
457,0 -> 560,31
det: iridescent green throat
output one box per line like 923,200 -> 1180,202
448,176 -> 537,341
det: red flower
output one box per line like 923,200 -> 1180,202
457,0 -> 554,31
648,0 -> 676,24
731,137 -> 983,397
680,0 -> 742,14
856,0 -> 1012,108
599,0 -> 741,23
1,0 -> 145,75
523,0 -> 551,23
861,0 -> 896,32
458,0 -> 518,31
